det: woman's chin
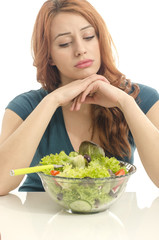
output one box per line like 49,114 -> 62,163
74,69 -> 99,79
60,68 -> 100,84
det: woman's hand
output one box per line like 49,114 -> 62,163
51,74 -> 109,108
70,79 -> 128,111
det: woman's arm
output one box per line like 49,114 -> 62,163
77,80 -> 159,187
0,74 -> 107,195
119,96 -> 159,187
0,94 -> 59,195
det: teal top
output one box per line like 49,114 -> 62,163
6,84 -> 159,191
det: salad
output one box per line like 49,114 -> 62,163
39,141 -> 131,213
40,141 -> 128,178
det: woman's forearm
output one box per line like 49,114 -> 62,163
0,76 -> 103,194
119,95 -> 159,187
0,93 -> 59,194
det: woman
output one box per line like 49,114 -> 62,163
0,0 -> 159,194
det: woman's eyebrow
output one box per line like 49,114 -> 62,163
54,25 -> 93,40
80,24 -> 93,31
54,32 -> 71,40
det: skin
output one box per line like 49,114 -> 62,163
50,13 -> 101,84
0,13 -> 159,195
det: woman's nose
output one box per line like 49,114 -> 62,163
74,39 -> 87,57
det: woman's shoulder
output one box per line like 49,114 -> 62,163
6,88 -> 49,120
133,83 -> 159,114
14,88 -> 48,101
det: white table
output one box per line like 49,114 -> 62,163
0,188 -> 159,240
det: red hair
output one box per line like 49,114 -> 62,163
31,0 -> 140,159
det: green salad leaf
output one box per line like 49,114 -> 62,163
40,150 -> 128,178
79,141 -> 105,158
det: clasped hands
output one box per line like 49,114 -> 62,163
69,74 -> 127,111
54,74 -> 128,111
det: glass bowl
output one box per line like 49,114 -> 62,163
38,161 -> 136,214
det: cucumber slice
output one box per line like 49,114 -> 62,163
69,200 -> 92,212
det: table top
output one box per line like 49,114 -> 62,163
0,188 -> 159,240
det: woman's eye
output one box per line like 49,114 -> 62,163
84,35 -> 95,40
59,42 -> 71,48
58,36 -> 94,47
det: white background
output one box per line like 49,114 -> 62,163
0,0 -> 158,194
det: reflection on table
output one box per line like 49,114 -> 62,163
0,191 -> 159,240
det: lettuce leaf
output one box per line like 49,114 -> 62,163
40,151 -> 127,178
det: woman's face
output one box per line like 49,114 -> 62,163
50,12 -> 101,85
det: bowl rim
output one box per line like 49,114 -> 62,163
38,161 -> 137,181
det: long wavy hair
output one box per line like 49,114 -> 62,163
31,0 -> 140,159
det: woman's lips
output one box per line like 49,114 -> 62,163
74,59 -> 94,69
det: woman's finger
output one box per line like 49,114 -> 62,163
70,98 -> 77,111
81,74 -> 109,90
73,95 -> 82,111
69,75 -> 109,109
75,94 -> 83,111
80,82 -> 97,103
70,95 -> 82,111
